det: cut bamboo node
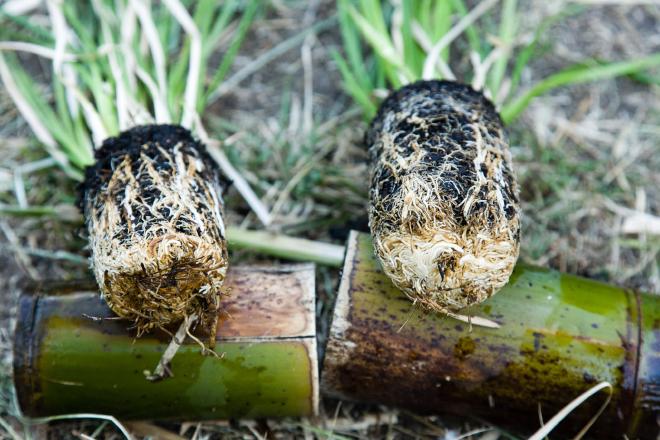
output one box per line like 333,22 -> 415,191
321,232 -> 659,439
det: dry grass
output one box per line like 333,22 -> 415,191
0,0 -> 659,439
513,1 -> 660,293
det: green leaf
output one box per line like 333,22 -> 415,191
337,0 -> 371,90
203,0 -> 260,109
205,1 -> 240,56
501,54 -> 660,124
347,5 -> 413,84
332,50 -> 377,118
488,0 -> 517,97
358,0 -> 388,36
431,0 -> 453,62
629,70 -> 660,86
193,0 -> 220,38
3,55 -> 88,176
401,0 -> 423,77
0,10 -> 54,44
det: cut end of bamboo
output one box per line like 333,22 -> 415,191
367,80 -> 520,312
80,124 -> 229,334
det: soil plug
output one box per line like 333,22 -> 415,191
80,124 -> 229,340
368,80 -> 520,313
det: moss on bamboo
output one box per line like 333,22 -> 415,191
80,124 -> 229,335
367,80 -> 520,312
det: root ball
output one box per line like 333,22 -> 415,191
80,124 -> 229,334
367,80 -> 520,312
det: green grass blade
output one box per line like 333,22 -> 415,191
74,63 -> 118,136
0,204 -> 59,217
401,0 -> 423,77
195,1 -> 243,112
347,5 -> 413,84
71,113 -> 94,154
205,1 -> 240,56
62,1 -> 96,50
332,50 -> 377,118
52,76 -> 75,136
337,0 -> 371,90
431,0 -> 453,62
501,54 -> 660,124
488,0 -> 517,96
204,0 -> 260,108
358,0 -> 388,36
374,55 -> 386,88
353,1 -> 403,87
165,5 -> 187,120
629,70 -> 660,86
193,0 -> 219,38
0,10 -> 54,44
413,0 -> 453,63
416,1 -> 432,36
8,56 -> 91,169
156,1 -> 177,55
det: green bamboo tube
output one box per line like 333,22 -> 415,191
322,232 -> 659,439
14,265 -> 319,420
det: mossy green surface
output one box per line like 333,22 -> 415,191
323,232 -> 656,436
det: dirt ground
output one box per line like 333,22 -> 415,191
0,0 -> 659,438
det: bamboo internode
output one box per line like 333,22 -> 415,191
322,231 -> 659,439
14,265 -> 319,420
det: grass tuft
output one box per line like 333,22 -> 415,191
334,0 -> 660,124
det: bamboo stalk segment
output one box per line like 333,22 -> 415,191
322,231 -> 659,439
14,264 -> 319,420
